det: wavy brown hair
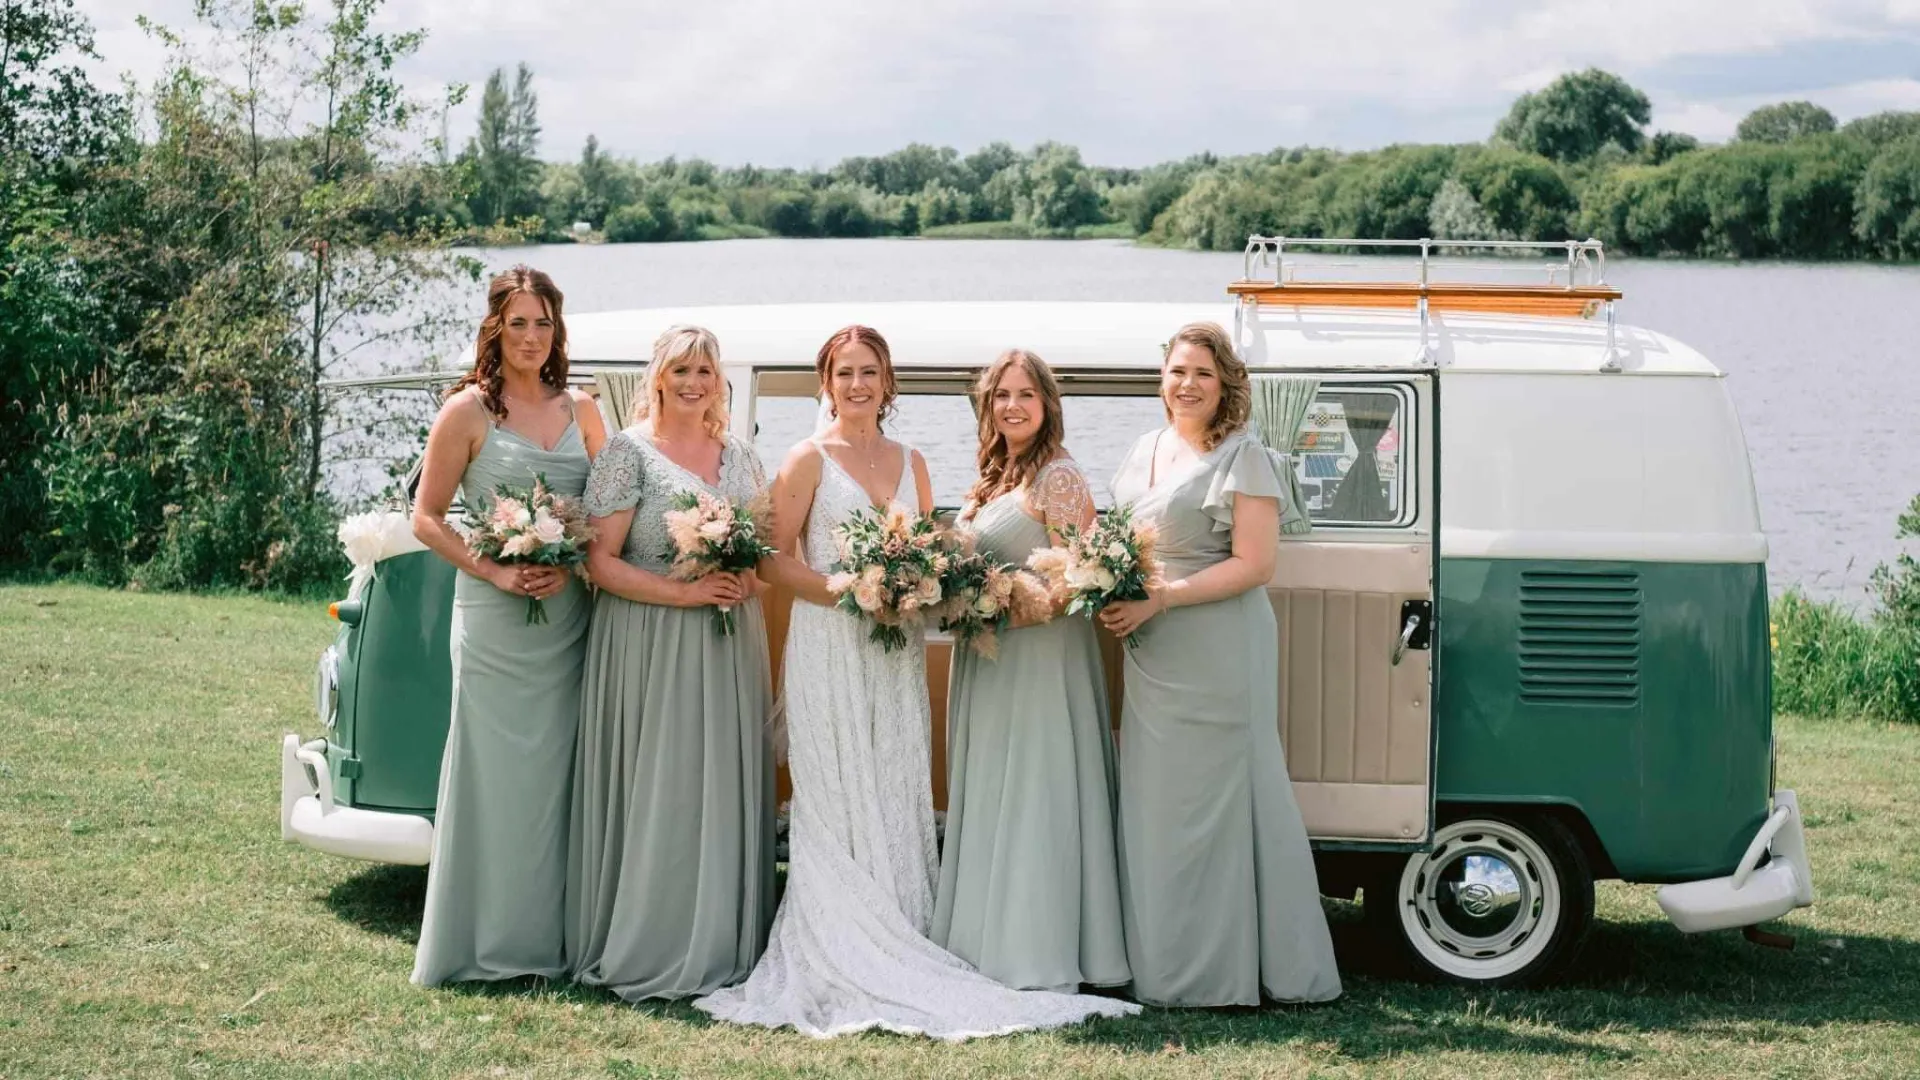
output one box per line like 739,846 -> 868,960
1162,320 -> 1250,451
814,324 -> 897,430
633,324 -> 729,439
447,265 -> 569,418
962,349 -> 1064,519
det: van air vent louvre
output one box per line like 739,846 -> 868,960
1518,569 -> 1641,707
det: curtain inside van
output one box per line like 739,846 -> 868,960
594,372 -> 644,432
1328,392 -> 1394,522
1250,376 -> 1317,535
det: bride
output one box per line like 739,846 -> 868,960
693,325 -> 1139,1040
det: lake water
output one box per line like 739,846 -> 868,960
369,239 -> 1920,603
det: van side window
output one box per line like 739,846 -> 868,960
751,381 -> 1166,511
750,371 -> 1414,524
1294,386 -> 1413,527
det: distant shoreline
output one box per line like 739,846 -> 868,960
450,230 -> 1920,268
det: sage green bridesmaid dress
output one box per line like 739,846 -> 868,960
565,429 -> 777,1001
1107,427 -> 1341,1007
931,461 -> 1130,992
412,413 -> 591,986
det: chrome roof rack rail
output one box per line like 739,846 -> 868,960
1232,237 -> 1623,371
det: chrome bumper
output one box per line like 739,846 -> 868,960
1656,789 -> 1815,933
280,733 -> 433,865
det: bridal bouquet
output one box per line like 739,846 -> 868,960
935,534 -> 1053,659
826,502 -> 946,652
1027,503 -> 1161,648
664,490 -> 776,635
462,473 -> 594,625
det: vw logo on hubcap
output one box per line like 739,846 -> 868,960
1457,881 -> 1498,917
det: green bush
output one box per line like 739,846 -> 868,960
813,185 -> 878,237
1772,493 -> 1920,723
1456,147 -> 1577,239
918,220 -> 1032,239
1854,137 -> 1920,259
692,223 -> 771,241
603,201 -> 663,242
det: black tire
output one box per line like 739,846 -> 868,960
1364,811 -> 1594,987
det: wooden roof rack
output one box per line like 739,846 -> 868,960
1230,237 -> 1627,370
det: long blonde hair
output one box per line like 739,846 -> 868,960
962,349 -> 1065,518
633,324 -> 728,439
1162,321 -> 1250,451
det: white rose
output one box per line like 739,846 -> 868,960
1063,563 -> 1098,591
698,519 -> 731,542
1092,567 -> 1117,593
532,514 -> 566,546
337,512 -> 386,568
1105,541 -> 1128,561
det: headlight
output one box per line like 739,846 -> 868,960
314,647 -> 339,730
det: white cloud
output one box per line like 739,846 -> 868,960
1657,77 -> 1920,139
70,0 -> 1920,166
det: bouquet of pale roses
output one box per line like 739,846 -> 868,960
663,490 -> 776,635
1027,503 -> 1161,648
826,502 -> 946,652
935,533 -> 1053,659
462,473 -> 594,625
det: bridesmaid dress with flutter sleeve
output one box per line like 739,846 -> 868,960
564,429 -> 777,1001
1108,427 -> 1341,1007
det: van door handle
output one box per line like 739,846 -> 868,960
1392,613 -> 1422,665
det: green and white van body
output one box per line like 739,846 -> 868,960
281,293 -> 1814,986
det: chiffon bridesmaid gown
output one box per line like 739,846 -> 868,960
565,429 -> 777,1000
413,413 -> 591,986
1107,427 -> 1342,1007
932,460 -> 1129,992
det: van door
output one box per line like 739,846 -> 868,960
1268,374 -> 1436,846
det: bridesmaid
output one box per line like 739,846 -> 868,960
566,325 -> 777,1000
409,266 -> 607,986
1099,321 -> 1341,1007
932,350 -> 1129,993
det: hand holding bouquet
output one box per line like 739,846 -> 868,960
664,490 -> 776,635
935,533 -> 1053,659
825,502 -> 945,652
463,473 -> 594,625
1027,503 -> 1161,648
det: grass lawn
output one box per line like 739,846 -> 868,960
3,581 -> 1917,1078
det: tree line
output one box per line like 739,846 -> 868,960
4,0 -> 1920,595
454,67 -> 1920,260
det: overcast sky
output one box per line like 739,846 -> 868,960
77,0 -> 1920,168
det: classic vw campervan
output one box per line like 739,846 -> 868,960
282,238 -> 1813,987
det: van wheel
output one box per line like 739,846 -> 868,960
1366,812 -> 1594,987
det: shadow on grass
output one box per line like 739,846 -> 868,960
324,862 -> 1919,1061
324,864 -> 427,942
1058,903 -> 1920,1062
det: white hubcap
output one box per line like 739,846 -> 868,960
1397,818 -> 1561,981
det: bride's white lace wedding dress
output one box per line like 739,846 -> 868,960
694,439 -> 1140,1040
